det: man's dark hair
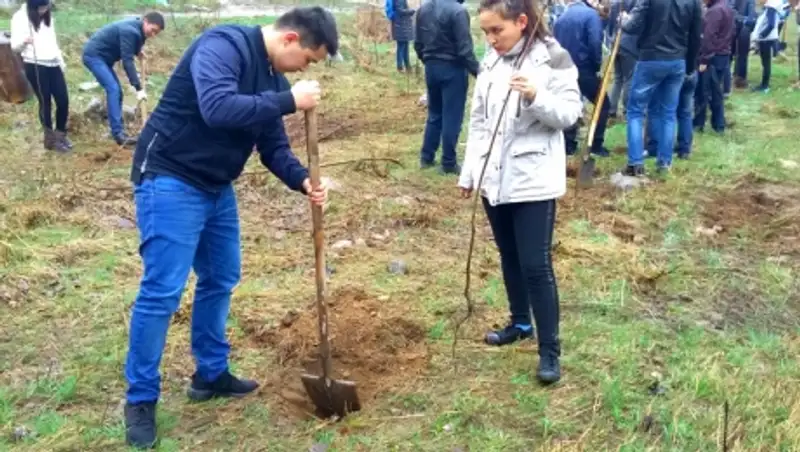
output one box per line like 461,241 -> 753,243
275,6 -> 339,56
143,11 -> 166,30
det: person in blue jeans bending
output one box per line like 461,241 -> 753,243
82,12 -> 164,147
414,0 -> 480,174
620,0 -> 702,175
646,71 -> 699,160
124,7 -> 337,449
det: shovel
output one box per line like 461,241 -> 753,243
137,55 -> 149,123
300,108 -> 361,418
577,27 -> 622,188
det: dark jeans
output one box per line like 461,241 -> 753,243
483,197 -> 560,357
647,71 -> 698,157
82,54 -> 124,137
725,23 -> 751,93
125,175 -> 241,404
757,40 -> 774,89
564,69 -> 609,153
420,60 -> 468,170
609,51 -> 637,116
24,63 -> 69,132
396,41 -> 410,70
694,55 -> 729,132
626,59 -> 685,167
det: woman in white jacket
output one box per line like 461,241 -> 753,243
11,0 -> 71,152
457,0 -> 582,384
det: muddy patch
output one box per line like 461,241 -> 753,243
242,287 -> 429,419
699,175 -> 800,253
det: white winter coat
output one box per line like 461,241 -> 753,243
10,5 -> 65,68
458,36 -> 583,206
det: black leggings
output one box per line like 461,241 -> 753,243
24,63 -> 69,132
758,41 -> 773,89
483,197 -> 561,357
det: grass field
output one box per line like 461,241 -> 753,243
1,5 -> 800,451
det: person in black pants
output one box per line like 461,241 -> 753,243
414,0 -> 480,175
553,0 -> 611,157
694,0 -> 734,133
10,0 -> 71,152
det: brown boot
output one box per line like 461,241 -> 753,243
733,76 -> 748,89
43,129 -> 57,150
52,131 -> 72,153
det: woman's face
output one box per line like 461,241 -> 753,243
479,10 -> 527,56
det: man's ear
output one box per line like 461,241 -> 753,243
282,30 -> 301,45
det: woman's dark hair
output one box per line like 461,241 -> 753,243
27,0 -> 52,32
478,0 -> 550,40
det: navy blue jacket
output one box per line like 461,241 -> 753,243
130,25 -> 308,194
553,2 -> 604,74
82,18 -> 146,91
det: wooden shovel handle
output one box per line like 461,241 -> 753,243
138,55 -> 148,123
305,108 -> 332,381
584,28 -> 622,155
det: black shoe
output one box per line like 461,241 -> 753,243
590,147 -> 610,157
124,402 -> 157,449
114,133 -> 138,147
623,164 -> 645,177
536,354 -> 561,385
438,164 -> 461,175
420,159 -> 435,169
677,153 -> 690,160
187,370 -> 259,402
484,323 -> 534,346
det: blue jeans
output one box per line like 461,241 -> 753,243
626,59 -> 686,167
420,60 -> 468,169
694,55 -> 729,132
82,54 -> 124,138
647,71 -> 698,157
125,175 -> 241,404
396,41 -> 410,70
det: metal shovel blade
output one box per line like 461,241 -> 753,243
300,373 -> 361,418
577,155 -> 596,189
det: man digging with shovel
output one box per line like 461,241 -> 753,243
123,7 -> 337,449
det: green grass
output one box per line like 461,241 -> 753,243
1,6 -> 800,452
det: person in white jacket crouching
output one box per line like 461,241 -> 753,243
457,0 -> 582,385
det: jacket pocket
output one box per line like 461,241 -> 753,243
507,146 -> 550,194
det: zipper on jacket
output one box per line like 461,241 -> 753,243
139,132 -> 159,174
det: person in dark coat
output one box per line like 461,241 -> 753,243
82,12 -> 164,147
607,0 -> 639,119
693,0 -> 734,133
123,7 -> 337,449
391,0 -> 415,71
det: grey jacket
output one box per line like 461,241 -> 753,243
458,37 -> 583,205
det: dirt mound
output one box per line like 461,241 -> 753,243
700,175 -> 800,252
245,287 -> 429,419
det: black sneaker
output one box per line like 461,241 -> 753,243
187,370 -> 259,402
114,133 -> 138,147
124,402 -> 157,449
484,323 -> 534,346
420,159 -> 435,169
438,164 -> 461,175
623,164 -> 645,177
536,354 -> 561,385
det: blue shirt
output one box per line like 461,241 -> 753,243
82,18 -> 146,90
130,24 -> 307,194
553,2 -> 604,74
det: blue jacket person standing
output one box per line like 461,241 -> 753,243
82,12 -> 164,147
123,7 -> 337,449
553,0 -> 611,157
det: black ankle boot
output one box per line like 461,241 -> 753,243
124,401 -> 157,449
536,353 -> 561,385
187,370 -> 259,402
484,323 -> 534,346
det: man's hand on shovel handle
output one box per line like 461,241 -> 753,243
303,176 -> 329,207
